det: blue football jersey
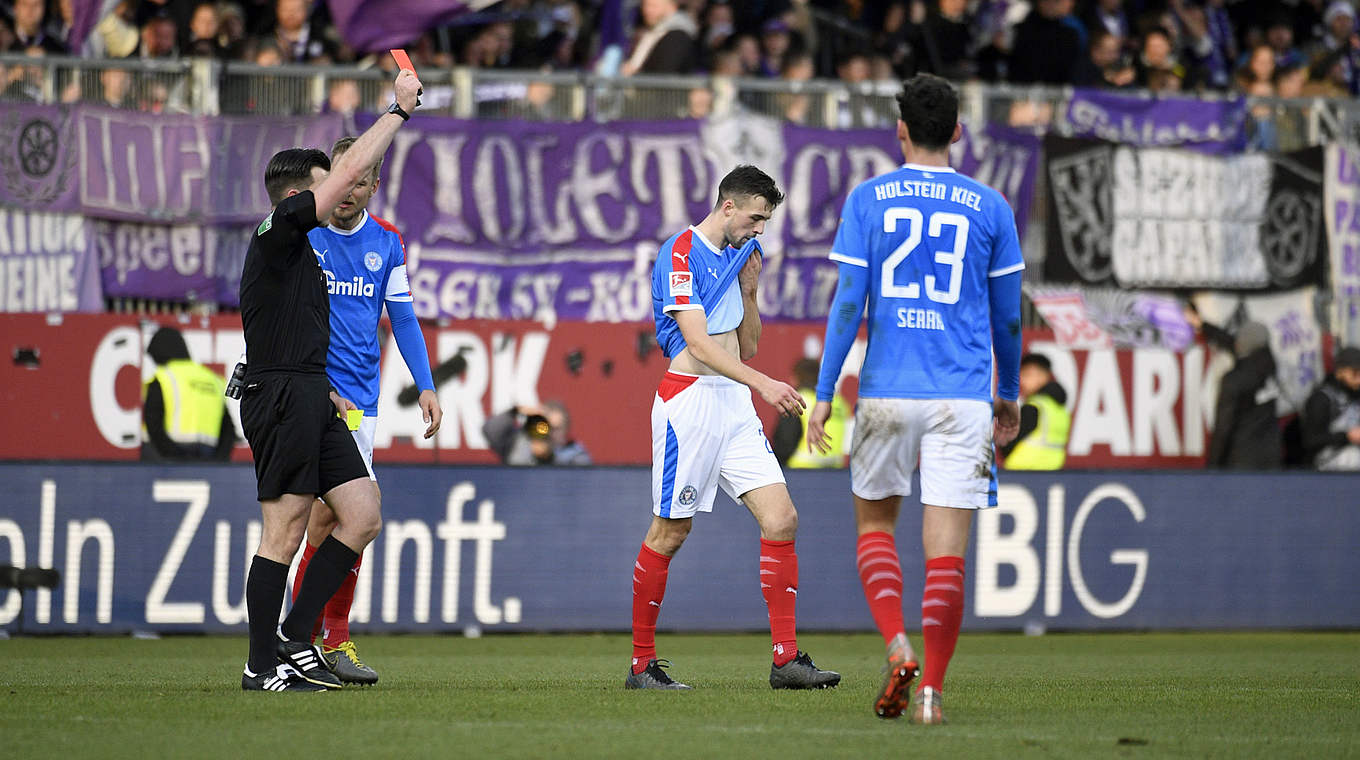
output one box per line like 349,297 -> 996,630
651,227 -> 754,358
830,163 -> 1024,402
308,210 -> 413,414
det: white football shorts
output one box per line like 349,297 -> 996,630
352,414 -> 377,481
651,371 -> 785,519
850,397 -> 997,509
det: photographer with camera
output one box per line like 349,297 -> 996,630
482,401 -> 592,466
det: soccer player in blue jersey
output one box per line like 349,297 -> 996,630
807,74 -> 1023,724
290,136 -> 442,685
626,165 -> 840,691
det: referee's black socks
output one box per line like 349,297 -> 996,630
282,536 -> 360,643
245,555 -> 290,674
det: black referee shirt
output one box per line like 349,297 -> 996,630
239,190 -> 329,376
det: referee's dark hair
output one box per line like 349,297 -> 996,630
896,73 -> 958,152
264,148 -> 331,205
716,164 -> 784,210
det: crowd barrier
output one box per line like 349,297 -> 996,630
2,463 -> 1354,634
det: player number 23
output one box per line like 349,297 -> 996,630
880,209 -> 968,305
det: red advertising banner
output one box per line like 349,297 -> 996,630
0,314 -> 1224,468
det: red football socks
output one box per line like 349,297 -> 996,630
631,543 -> 672,674
322,554 -> 361,649
760,538 -> 799,667
920,555 -> 966,692
856,531 -> 906,647
290,541 -> 324,642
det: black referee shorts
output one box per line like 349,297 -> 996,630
240,372 -> 369,501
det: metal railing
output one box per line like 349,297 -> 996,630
4,54 -> 1358,149
4,53 -> 1359,322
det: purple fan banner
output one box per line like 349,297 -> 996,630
0,104 -> 342,224
355,114 -> 1039,323
0,105 -> 1039,316
1065,88 -> 1248,154
0,211 -> 103,312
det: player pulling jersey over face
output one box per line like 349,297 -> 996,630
807,74 -> 1024,725
626,165 -> 840,693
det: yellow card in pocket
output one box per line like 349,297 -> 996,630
344,409 -> 363,431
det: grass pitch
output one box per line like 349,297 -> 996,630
2,632 -> 1357,759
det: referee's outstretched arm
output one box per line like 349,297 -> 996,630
310,69 -> 423,224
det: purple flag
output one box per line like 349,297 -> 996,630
0,212 -> 103,313
1065,88 -> 1248,154
68,0 -> 104,53
326,0 -> 499,52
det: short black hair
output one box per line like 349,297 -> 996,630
264,148 -> 330,205
895,73 -> 958,152
716,164 -> 784,209
1021,353 -> 1052,373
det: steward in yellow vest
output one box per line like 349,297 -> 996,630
1001,353 -> 1069,470
141,327 -> 235,461
772,358 -> 849,468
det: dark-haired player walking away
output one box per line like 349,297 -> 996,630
808,74 -> 1024,723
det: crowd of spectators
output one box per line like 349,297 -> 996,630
3,0 -> 1358,97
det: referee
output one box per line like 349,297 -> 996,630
238,69 -> 422,693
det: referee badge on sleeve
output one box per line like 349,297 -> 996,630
669,271 -> 693,298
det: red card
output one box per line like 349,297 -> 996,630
389,49 -> 415,73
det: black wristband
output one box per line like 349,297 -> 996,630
386,102 -> 411,121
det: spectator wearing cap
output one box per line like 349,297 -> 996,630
1301,347 -> 1360,471
1207,322 -> 1283,470
620,0 -> 699,75
759,17 -> 792,77
1307,1 -> 1360,94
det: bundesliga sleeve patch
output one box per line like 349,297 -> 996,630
669,271 -> 693,298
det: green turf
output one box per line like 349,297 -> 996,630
2,632 -> 1357,759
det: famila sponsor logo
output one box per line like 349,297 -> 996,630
324,270 -> 375,297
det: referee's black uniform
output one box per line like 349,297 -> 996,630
238,189 -> 367,501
